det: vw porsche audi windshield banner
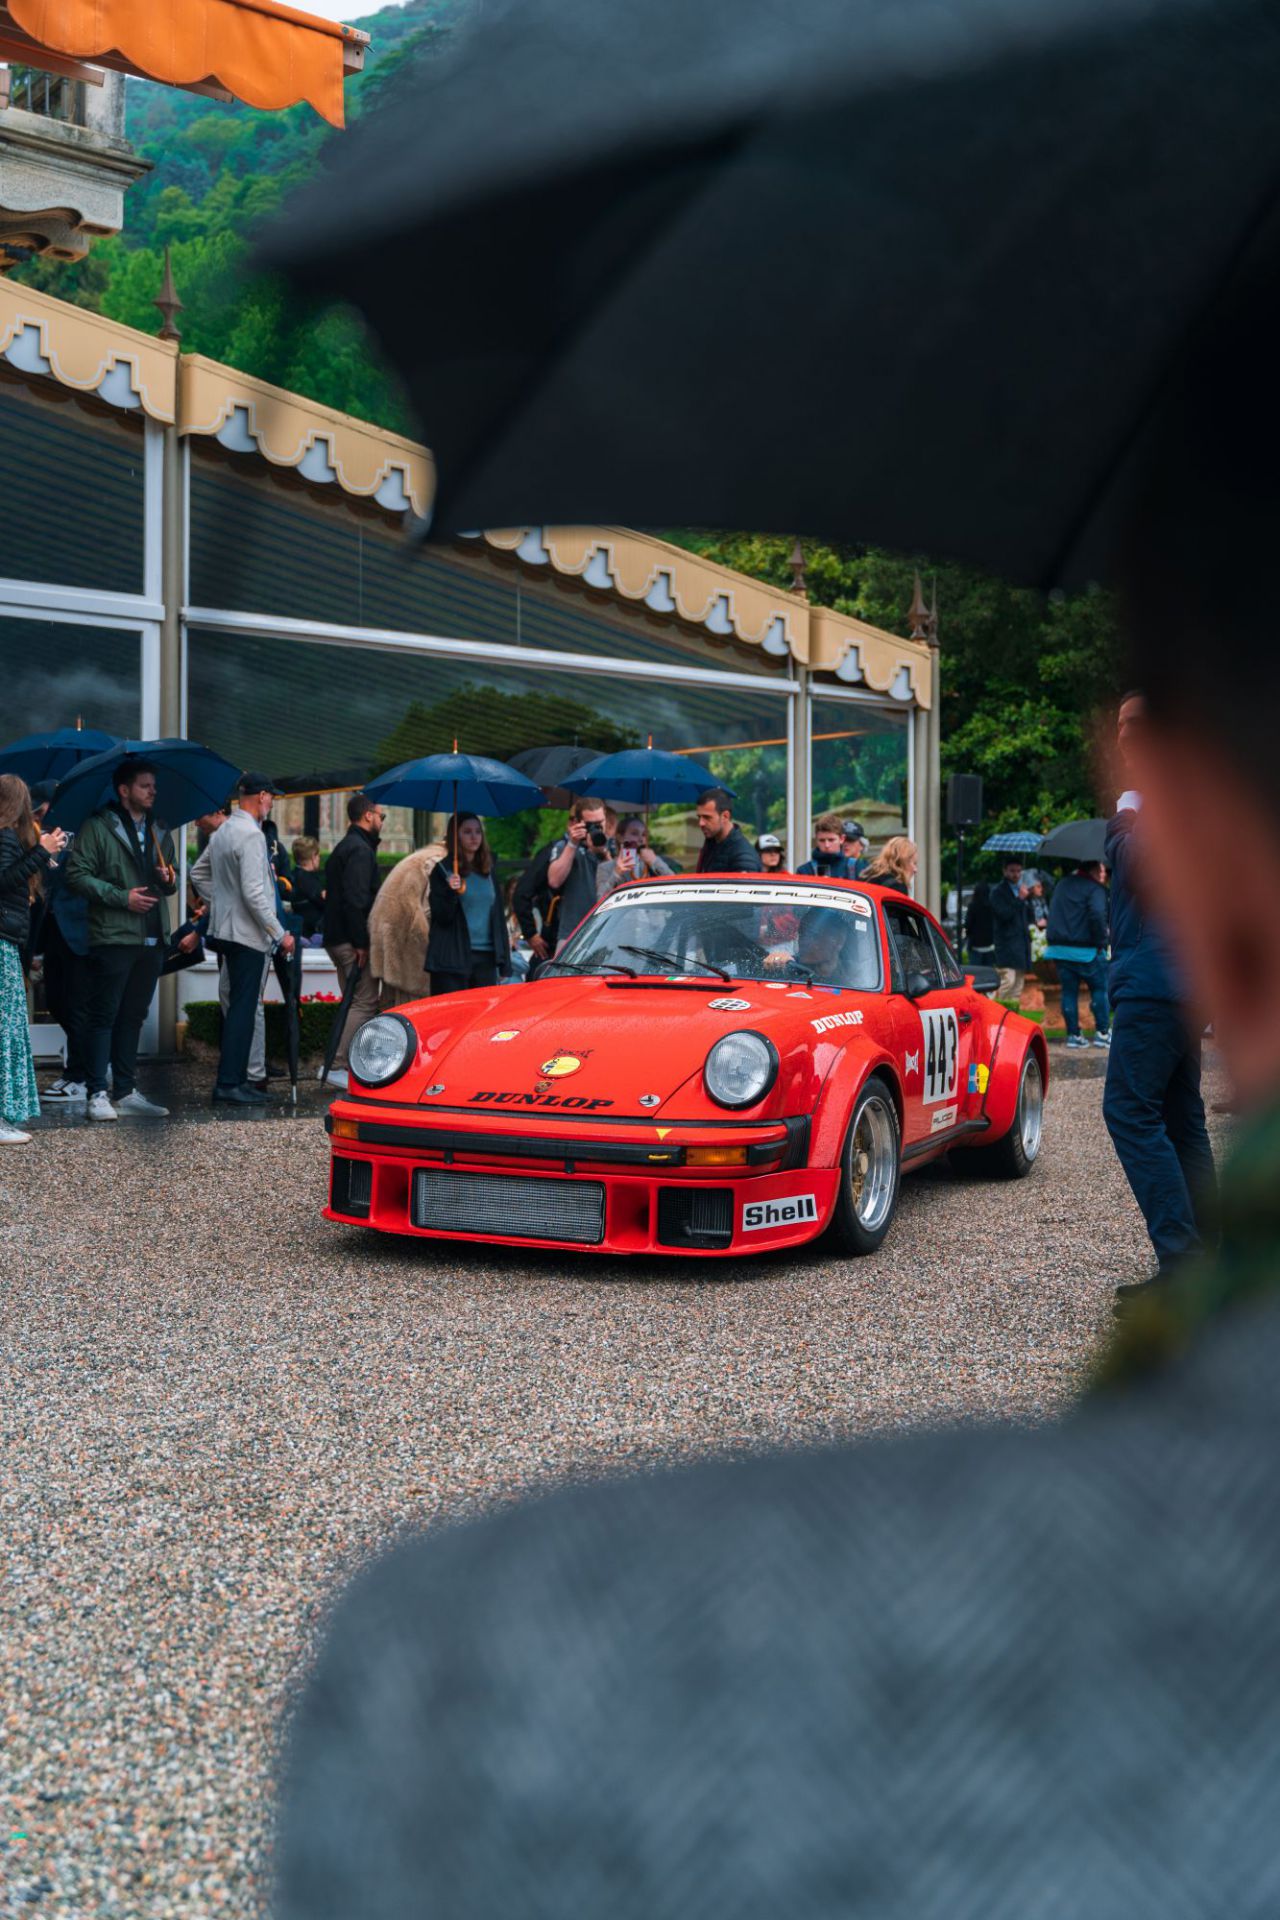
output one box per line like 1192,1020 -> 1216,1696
597,884 -> 873,916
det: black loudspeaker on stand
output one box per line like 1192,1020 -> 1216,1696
946,775 -> 984,956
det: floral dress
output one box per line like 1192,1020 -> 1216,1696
0,934 -> 38,1126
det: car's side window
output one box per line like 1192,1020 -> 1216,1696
884,903 -> 943,992
928,921 -> 966,986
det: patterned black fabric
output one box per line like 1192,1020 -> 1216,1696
276,1297 -> 1280,1918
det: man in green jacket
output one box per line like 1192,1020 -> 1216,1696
65,756 -> 176,1121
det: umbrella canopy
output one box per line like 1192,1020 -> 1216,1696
365,751 -> 545,817
560,747 -> 729,809
268,0 -> 1280,587
1038,819 -> 1109,865
0,727 -> 120,784
982,832 -> 1043,855
46,739 -> 243,832
508,745 -> 606,809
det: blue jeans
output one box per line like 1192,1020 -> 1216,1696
217,941 -> 269,1092
1057,956 -> 1110,1037
1102,998 -> 1216,1269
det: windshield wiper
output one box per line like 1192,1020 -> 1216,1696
619,945 -> 731,981
544,958 -> 638,978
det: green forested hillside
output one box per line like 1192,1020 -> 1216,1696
14,4 -> 1123,847
15,0 -> 465,428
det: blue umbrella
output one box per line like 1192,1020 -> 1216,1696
982,831 -> 1044,855
0,726 -> 119,784
365,750 -> 546,817
46,738 -> 244,833
560,746 -> 731,810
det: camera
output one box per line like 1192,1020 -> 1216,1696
589,827 -> 608,850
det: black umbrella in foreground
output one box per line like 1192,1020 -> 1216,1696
269,0 -> 1280,588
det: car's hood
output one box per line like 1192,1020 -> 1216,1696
381,976 -> 878,1120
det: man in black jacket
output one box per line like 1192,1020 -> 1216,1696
694,790 -> 763,874
322,792 -> 385,1088
989,857 -> 1034,1002
1044,860 -> 1111,1049
511,840 -> 560,967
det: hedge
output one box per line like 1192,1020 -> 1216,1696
182,998 -> 340,1056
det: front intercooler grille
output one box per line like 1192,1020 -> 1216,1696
412,1168 -> 605,1244
656,1186 -> 734,1250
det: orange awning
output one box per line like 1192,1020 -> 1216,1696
6,0 -> 366,126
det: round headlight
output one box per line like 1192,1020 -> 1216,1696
704,1030 -> 778,1109
348,1013 -> 417,1088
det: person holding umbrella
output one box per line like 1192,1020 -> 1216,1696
322,792 -> 386,1092
988,856 -> 1035,1004
200,773 -> 296,1107
426,814 -> 511,994
65,755 -> 177,1121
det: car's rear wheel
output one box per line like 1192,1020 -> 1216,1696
951,1049 -> 1044,1180
828,1076 -> 901,1255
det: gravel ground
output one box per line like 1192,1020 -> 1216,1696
0,1059 -> 1232,1917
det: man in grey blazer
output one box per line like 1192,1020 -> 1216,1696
195,773 -> 293,1107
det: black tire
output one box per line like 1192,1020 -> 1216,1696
950,1049 -> 1044,1181
827,1075 -> 902,1255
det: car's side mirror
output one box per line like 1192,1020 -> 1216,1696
965,965 -> 1000,995
904,970 -> 934,999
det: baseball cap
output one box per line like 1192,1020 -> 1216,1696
841,819 -> 866,840
238,771 -> 283,797
758,833 -> 783,851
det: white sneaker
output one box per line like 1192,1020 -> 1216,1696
321,1067 -> 349,1090
1093,1032 -> 1112,1049
43,1078 -> 87,1101
88,1092 -> 118,1122
1065,1034 -> 1089,1050
115,1091 -> 169,1118
0,1122 -> 31,1144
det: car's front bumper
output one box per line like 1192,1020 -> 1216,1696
323,1100 -> 838,1256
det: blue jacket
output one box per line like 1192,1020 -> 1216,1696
1045,871 -> 1108,954
1105,811 -> 1181,1004
797,850 -> 860,880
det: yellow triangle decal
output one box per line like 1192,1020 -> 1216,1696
655,1127 -> 671,1139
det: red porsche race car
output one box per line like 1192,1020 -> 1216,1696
324,874 -> 1047,1259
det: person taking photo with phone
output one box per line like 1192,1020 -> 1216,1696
0,774 -> 65,1144
65,755 -> 176,1121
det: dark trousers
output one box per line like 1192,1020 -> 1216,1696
86,944 -> 163,1098
218,941 -> 269,1092
1102,998 -> 1217,1269
430,961 -> 500,996
1058,957 -> 1110,1037
43,917 -> 92,1081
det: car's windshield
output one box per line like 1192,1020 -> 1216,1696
550,882 -> 883,990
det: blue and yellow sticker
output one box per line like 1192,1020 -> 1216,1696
968,1062 -> 991,1094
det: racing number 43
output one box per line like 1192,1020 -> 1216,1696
920,1007 -> 959,1104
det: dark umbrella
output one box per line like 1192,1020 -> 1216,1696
0,726 -> 120,784
272,937 -> 304,1105
47,739 -> 243,833
561,744 -> 729,845
1038,819 -> 1109,865
508,745 -> 606,809
320,960 -> 361,1092
268,0 -> 1280,587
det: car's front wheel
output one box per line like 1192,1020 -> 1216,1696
828,1075 -> 901,1255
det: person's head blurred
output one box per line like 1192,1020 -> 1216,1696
797,908 -> 846,975
1117,261 -> 1280,1107
813,811 -> 845,857
347,791 -> 385,835
1077,860 -> 1104,884
292,835 -> 321,872
28,779 -> 55,825
0,772 -> 36,848
696,789 -> 734,842
445,812 -> 491,877
618,816 -> 647,852
866,836 -> 918,889
113,756 -> 157,817
195,805 -> 228,840
842,819 -> 868,861
1002,858 -> 1024,886
758,833 -> 785,872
